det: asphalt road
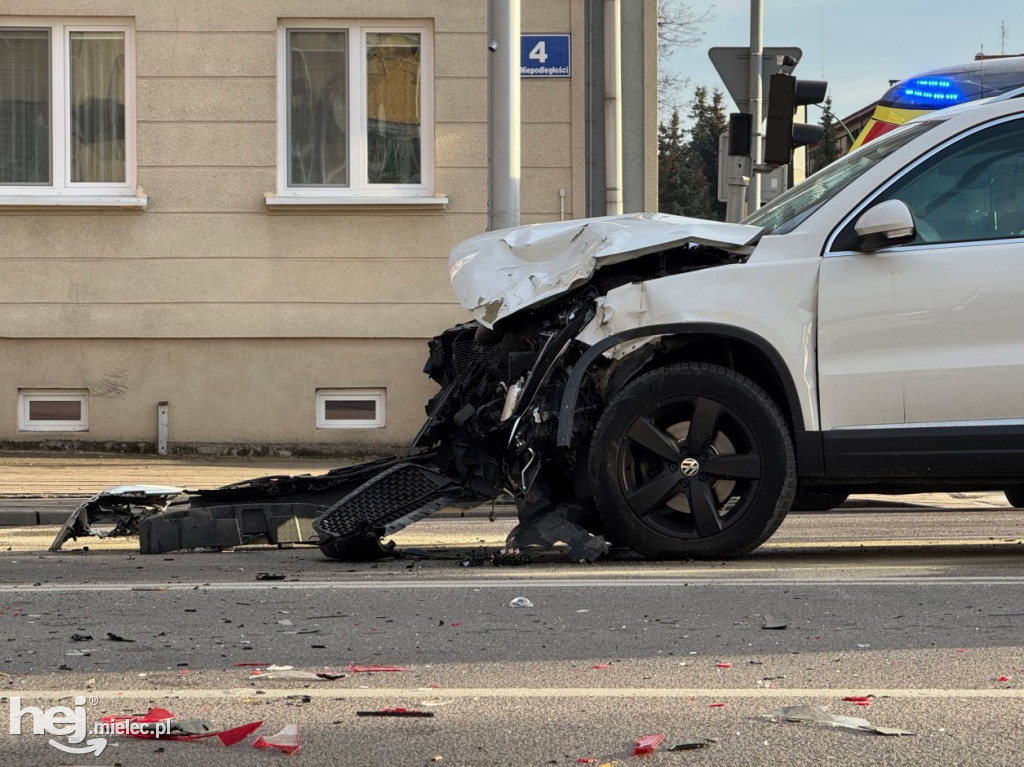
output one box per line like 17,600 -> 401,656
1,500 -> 1023,766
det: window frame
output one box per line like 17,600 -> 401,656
315,388 -> 386,429
276,20 -> 434,201
0,18 -> 137,199
18,389 -> 89,432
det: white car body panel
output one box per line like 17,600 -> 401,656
449,212 -> 762,328
578,231 -> 823,431
819,237 -> 1024,429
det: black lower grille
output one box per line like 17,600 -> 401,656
313,462 -> 457,541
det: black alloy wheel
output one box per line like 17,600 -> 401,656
588,362 -> 795,558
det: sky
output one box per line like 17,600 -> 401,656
664,0 -> 1022,122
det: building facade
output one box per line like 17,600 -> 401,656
0,0 -> 657,455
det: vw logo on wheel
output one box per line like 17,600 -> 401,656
679,457 -> 701,477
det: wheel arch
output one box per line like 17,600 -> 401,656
559,323 -> 806,447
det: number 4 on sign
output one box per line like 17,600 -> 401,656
529,40 -> 548,63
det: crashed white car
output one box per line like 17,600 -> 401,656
62,91 -> 1024,560
394,89 -> 1024,560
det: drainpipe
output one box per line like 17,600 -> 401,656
604,0 -> 622,216
487,0 -> 521,230
747,0 -> 764,214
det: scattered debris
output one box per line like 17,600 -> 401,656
508,597 -> 534,608
257,573 -> 286,581
102,707 -> 262,745
71,633 -> 93,642
634,733 -> 665,756
668,737 -> 715,751
842,695 -> 874,706
765,706 -> 915,736
492,548 -> 532,566
347,664 -> 407,673
250,668 -> 345,681
49,485 -> 183,551
505,500 -> 608,563
254,723 -> 301,755
762,615 -> 788,630
459,549 -> 490,567
356,708 -> 434,718
708,703 -> 726,708
106,632 -> 135,643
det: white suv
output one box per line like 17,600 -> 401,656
425,91 -> 1024,559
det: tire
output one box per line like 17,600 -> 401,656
790,491 -> 849,512
588,362 -> 796,559
1005,487 -> 1024,508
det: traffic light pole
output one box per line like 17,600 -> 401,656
746,0 -> 763,215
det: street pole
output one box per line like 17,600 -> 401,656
487,0 -> 521,231
746,0 -> 763,216
604,0 -> 623,215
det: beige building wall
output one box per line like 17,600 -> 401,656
0,0 -> 649,455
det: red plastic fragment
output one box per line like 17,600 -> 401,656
592,664 -> 608,670
708,702 -> 726,708
450,622 -> 462,627
577,759 -> 599,764
253,723 -> 301,755
356,708 -> 434,718
347,664 -> 407,673
104,708 -> 262,745
998,675 -> 1011,682
634,733 -> 665,756
715,662 -> 731,668
842,696 -> 873,703
216,721 -> 264,746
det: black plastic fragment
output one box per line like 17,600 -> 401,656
314,462 -> 458,561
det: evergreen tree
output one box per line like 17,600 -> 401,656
808,96 -> 843,174
686,87 -> 727,220
658,87 -> 728,220
658,108 -> 711,218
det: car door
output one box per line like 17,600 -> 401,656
817,115 -> 1024,472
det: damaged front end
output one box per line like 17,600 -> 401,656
52,213 -> 763,561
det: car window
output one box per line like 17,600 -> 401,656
870,116 -> 1024,245
742,120 -> 938,236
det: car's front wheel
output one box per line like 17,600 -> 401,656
588,363 -> 796,559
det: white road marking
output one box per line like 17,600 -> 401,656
4,687 -> 1024,700
4,575 -> 1024,593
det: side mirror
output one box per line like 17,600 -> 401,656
853,199 -> 917,252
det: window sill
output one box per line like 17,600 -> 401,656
265,193 -> 448,212
0,193 -> 148,211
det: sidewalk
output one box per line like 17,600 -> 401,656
0,451 -> 355,497
0,451 -> 512,527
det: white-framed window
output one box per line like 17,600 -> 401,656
18,389 -> 89,432
316,388 -> 386,429
0,19 -> 137,200
276,20 -> 434,201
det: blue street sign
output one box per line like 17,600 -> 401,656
521,34 -> 571,78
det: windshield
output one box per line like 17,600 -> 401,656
742,120 -> 939,235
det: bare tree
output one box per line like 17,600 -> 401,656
658,0 -> 713,115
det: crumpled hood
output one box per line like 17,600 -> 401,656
449,212 -> 763,327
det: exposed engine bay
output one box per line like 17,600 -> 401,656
50,214 -> 761,561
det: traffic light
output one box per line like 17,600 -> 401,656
764,73 -> 828,167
